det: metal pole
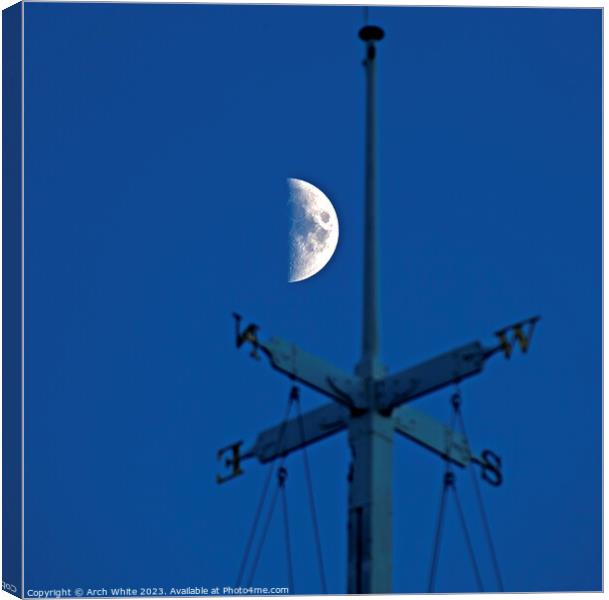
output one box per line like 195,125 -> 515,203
348,24 -> 393,594
356,25 -> 385,381
347,410 -> 393,593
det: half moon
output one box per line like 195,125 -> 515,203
288,178 -> 339,283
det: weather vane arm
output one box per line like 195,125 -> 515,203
394,404 -> 473,467
216,402 -> 349,483
393,404 -> 503,485
379,341 -> 487,412
245,402 -> 349,464
379,315 -> 541,413
233,313 -> 365,409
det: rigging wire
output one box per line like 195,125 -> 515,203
427,400 -> 456,593
246,475 -> 283,586
456,410 -> 505,591
278,467 -> 295,593
427,471 -> 451,592
236,396 -> 294,587
242,385 -> 327,593
451,482 -> 484,592
427,388 -> 484,593
293,386 -> 328,593
236,462 -> 274,587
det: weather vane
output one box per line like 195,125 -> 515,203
218,23 -> 540,594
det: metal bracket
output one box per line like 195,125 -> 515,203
216,441 -> 245,484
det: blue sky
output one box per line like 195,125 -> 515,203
23,3 -> 600,594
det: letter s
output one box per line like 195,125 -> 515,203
481,449 -> 503,486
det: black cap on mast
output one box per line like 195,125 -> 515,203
359,25 -> 385,42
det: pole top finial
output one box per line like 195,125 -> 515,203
359,25 -> 385,42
